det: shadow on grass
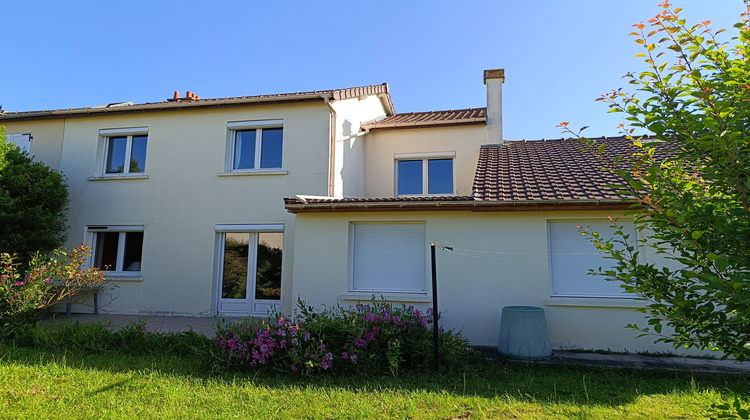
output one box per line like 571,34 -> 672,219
2,343 -> 748,409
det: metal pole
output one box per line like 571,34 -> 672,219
430,242 -> 440,369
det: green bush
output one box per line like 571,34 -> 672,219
0,131 -> 68,265
213,299 -> 478,375
0,245 -> 109,327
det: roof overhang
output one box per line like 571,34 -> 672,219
0,84 -> 395,122
284,198 -> 635,214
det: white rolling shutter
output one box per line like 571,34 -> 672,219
549,221 -> 635,298
351,223 -> 426,293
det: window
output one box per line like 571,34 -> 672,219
548,221 -> 636,298
215,224 -> 283,315
89,226 -> 144,275
99,127 -> 148,175
395,152 -> 454,196
227,120 -> 283,171
350,223 -> 426,293
7,133 -> 31,153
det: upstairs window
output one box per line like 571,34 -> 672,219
99,127 -> 148,175
227,120 -> 283,171
395,152 -> 455,196
7,133 -> 32,153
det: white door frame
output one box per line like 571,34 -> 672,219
215,224 -> 283,316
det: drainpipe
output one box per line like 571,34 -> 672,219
323,97 -> 337,197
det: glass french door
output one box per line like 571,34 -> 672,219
217,232 -> 282,315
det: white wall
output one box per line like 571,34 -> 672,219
2,119 -> 66,169
330,95 -> 388,198
54,102 -> 332,316
290,209 -> 702,355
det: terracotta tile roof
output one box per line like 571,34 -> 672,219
473,136 -> 660,202
361,108 -> 486,129
284,135 -> 671,214
0,84 -> 394,121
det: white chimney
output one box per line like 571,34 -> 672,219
484,69 -> 505,144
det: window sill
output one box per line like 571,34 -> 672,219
340,292 -> 431,303
89,174 -> 149,181
546,297 -> 649,308
218,169 -> 288,177
104,273 -> 144,282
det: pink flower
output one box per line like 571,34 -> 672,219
44,278 -> 50,283
13,281 -> 24,286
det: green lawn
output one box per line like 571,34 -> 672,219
1,345 -> 747,419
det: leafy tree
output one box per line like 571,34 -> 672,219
0,127 -> 69,264
564,2 -> 750,361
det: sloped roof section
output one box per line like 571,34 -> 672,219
285,135 -> 671,213
0,84 -> 394,121
362,108 -> 486,130
473,136 -> 653,202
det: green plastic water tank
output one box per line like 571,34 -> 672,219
498,306 -> 552,359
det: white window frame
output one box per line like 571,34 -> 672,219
214,224 -> 284,315
547,220 -> 637,299
394,151 -> 456,197
349,222 -> 427,294
99,127 -> 149,176
88,225 -> 144,278
226,120 -> 284,172
7,133 -> 32,153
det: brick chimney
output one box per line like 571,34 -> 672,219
483,69 -> 505,144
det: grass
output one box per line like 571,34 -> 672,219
1,344 -> 748,419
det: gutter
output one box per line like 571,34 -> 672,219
361,117 -> 486,130
284,198 -> 635,214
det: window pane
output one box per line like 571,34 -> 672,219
260,128 -> 283,168
222,233 -> 249,299
398,160 -> 423,195
234,130 -> 256,169
123,232 -> 144,271
255,233 -> 282,300
129,135 -> 148,173
428,159 -> 453,194
94,232 -> 120,270
105,137 -> 127,173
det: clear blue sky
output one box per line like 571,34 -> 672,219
2,1 -> 745,140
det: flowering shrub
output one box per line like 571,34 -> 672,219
213,299 -> 475,374
0,244 -> 108,325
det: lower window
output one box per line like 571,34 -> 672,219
548,220 -> 636,298
216,225 -> 283,315
89,226 -> 144,274
350,223 -> 426,293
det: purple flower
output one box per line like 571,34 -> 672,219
318,344 -> 326,351
303,332 -> 311,340
277,317 -> 285,326
291,365 -> 298,372
13,281 -> 24,286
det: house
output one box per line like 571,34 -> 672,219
1,70 -> 687,353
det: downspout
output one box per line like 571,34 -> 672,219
324,97 -> 337,197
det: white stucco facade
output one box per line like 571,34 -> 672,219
1,92 -> 389,317
288,209 -> 696,354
